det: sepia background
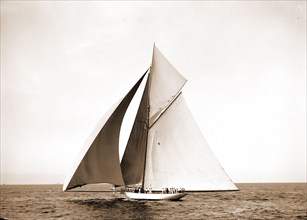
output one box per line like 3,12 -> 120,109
1,1 -> 306,184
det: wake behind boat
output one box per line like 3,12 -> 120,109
62,44 -> 238,201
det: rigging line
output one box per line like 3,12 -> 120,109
149,90 -> 184,129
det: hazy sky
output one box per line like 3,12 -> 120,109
1,1 -> 306,184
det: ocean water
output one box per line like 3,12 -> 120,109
0,183 -> 306,219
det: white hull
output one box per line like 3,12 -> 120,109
125,192 -> 187,201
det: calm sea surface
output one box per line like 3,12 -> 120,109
0,183 -> 306,219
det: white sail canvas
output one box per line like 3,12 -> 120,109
63,45 -> 238,196
148,46 -> 187,126
145,94 -> 237,191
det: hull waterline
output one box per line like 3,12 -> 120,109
125,192 -> 187,201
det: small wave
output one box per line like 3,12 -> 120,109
296,214 -> 307,219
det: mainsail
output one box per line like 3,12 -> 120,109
63,45 -> 238,192
145,93 -> 236,191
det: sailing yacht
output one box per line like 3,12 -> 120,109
63,45 -> 238,200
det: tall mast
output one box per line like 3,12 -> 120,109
141,43 -> 155,191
